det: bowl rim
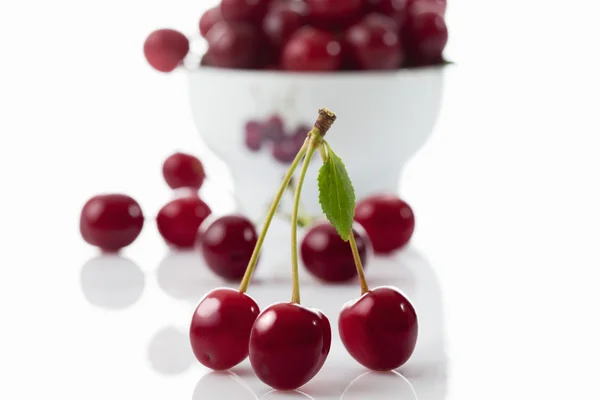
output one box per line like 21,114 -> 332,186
185,63 -> 450,79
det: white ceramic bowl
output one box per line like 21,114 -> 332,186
188,67 -> 445,221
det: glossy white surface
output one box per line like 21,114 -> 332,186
2,0 -> 600,399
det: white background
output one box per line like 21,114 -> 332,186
1,0 -> 600,399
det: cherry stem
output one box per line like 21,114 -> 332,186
349,231 -> 369,295
291,134 -> 320,304
239,141 -> 309,294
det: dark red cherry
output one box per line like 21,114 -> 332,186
220,0 -> 271,23
354,194 -> 415,254
200,6 -> 224,38
305,0 -> 363,28
249,303 -> 331,390
345,13 -> 404,70
262,1 -> 307,49
245,120 -> 264,151
206,22 -> 260,69
199,215 -> 258,282
143,29 -> 189,73
80,194 -> 144,251
282,27 -> 343,72
162,152 -> 206,190
301,221 -> 369,283
403,11 -> 448,65
339,286 -> 418,371
368,0 -> 409,28
156,196 -> 212,248
190,288 -> 260,370
408,0 -> 446,16
272,137 -> 299,163
262,115 -> 285,142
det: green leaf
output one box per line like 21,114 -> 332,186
317,142 -> 356,241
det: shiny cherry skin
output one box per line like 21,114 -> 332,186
220,0 -> 270,24
339,286 -> 418,371
156,196 -> 212,248
190,288 -> 260,370
282,27 -> 343,72
143,29 -> 189,73
262,1 -> 307,49
345,13 -> 404,70
199,215 -> 258,281
403,11 -> 448,65
306,0 -> 363,28
368,0 -> 409,28
408,0 -> 446,16
249,303 -> 331,390
80,194 -> 144,252
162,152 -> 206,190
354,194 -> 415,254
301,221 -> 369,283
199,6 -> 223,38
206,22 -> 260,69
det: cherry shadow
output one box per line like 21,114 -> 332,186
80,254 -> 145,310
193,370 -> 259,400
147,326 -> 195,376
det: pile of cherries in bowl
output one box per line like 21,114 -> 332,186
144,0 -> 449,73
80,151 -> 416,284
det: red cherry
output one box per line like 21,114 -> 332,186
143,29 -> 189,73
345,13 -> 404,70
199,215 -> 258,282
403,11 -> 448,65
190,288 -> 260,370
206,22 -> 260,69
301,221 -> 369,283
282,27 -> 343,72
249,303 -> 331,390
262,115 -> 285,142
156,196 -> 212,248
162,152 -> 206,190
262,1 -> 307,49
408,0 -> 446,16
305,0 -> 363,28
80,194 -> 144,251
220,0 -> 271,24
245,120 -> 264,151
339,286 -> 418,371
354,194 -> 415,254
367,0 -> 409,28
200,6 -> 224,38
272,137 -> 299,163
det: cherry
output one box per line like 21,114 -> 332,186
245,120 -> 264,151
206,22 -> 260,69
403,11 -> 448,65
282,27 -> 343,72
354,194 -> 415,254
305,0 -> 363,29
220,0 -> 271,24
272,137 -> 299,163
156,196 -> 212,248
262,1 -> 307,49
190,288 -> 260,370
249,303 -> 331,390
301,221 -> 369,283
143,29 -> 189,73
368,0 -> 409,28
408,0 -> 446,16
199,215 -> 258,281
345,14 -> 404,70
262,115 -> 285,142
199,6 -> 224,38
339,286 -> 418,371
162,152 -> 206,190
80,194 -> 144,252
